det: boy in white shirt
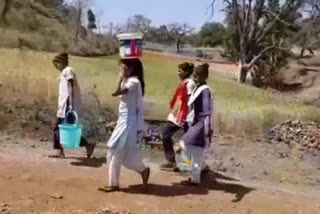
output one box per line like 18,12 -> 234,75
52,53 -> 95,158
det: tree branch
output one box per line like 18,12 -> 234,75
255,1 -> 292,46
247,45 -> 274,69
264,9 -> 293,27
242,0 -> 246,25
248,0 -> 266,43
245,0 -> 253,30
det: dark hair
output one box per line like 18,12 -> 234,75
53,52 -> 69,65
195,63 -> 209,79
120,58 -> 145,96
178,62 -> 194,77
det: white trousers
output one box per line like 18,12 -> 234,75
180,141 -> 205,183
107,141 -> 145,187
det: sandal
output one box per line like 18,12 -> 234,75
141,167 -> 150,185
97,185 -> 120,193
49,149 -> 65,158
178,178 -> 198,187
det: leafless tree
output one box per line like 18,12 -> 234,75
125,15 -> 151,34
72,0 -> 92,43
210,0 -> 302,83
168,23 -> 194,53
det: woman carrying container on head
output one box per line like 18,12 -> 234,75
98,58 -> 150,193
160,62 -> 195,171
52,52 -> 95,158
178,63 -> 214,186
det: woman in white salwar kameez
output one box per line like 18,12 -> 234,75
98,58 -> 150,193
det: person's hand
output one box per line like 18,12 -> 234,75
119,65 -> 126,79
206,129 -> 213,143
67,105 -> 73,112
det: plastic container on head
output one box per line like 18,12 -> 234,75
117,32 -> 143,59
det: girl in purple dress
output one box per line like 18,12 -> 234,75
179,63 -> 213,186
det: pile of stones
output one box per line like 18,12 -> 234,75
268,120 -> 320,151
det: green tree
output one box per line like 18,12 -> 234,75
197,22 -> 226,47
87,9 -> 97,30
292,0 -> 320,57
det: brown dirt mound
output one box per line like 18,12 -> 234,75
276,58 -> 320,106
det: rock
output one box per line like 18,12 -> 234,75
1,208 -> 9,214
40,137 -> 48,142
268,120 -> 320,157
218,166 -> 227,172
1,203 -> 8,207
270,140 -> 280,144
100,208 -> 112,213
22,174 -> 32,181
263,170 -> 269,176
279,152 -> 288,159
0,82 -> 2,87
30,144 -> 36,148
50,193 -> 63,199
251,175 -> 258,180
246,208 -> 253,214
236,162 -> 243,168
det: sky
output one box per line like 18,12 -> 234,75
92,0 -> 226,30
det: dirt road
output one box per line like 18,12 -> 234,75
1,136 -> 320,214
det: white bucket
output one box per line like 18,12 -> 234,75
117,33 -> 143,59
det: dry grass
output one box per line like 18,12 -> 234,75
1,48 -> 320,137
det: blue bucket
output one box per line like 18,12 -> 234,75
58,111 -> 82,149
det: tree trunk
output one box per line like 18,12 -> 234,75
176,39 -> 181,53
237,63 -> 248,83
300,48 -> 305,58
75,8 -> 82,44
1,0 -> 12,24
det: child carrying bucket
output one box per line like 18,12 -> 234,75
98,33 -> 150,193
178,63 -> 214,186
52,53 -> 95,158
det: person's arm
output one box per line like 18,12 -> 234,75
202,89 -> 213,140
112,75 -> 128,97
67,79 -> 74,111
205,116 -> 213,139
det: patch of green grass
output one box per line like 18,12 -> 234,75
1,48 -> 320,137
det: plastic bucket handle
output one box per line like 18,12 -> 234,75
64,110 -> 79,125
